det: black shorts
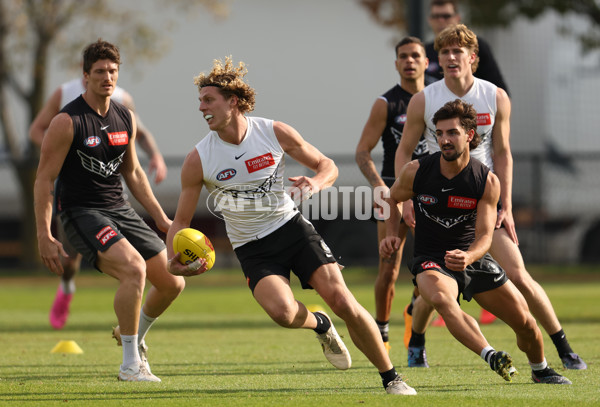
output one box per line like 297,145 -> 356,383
409,253 -> 508,302
52,180 -> 77,257
59,205 -> 165,271
234,212 -> 337,292
56,216 -> 78,258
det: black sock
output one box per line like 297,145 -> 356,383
375,319 -> 390,342
313,312 -> 331,334
406,292 -> 417,315
380,367 -> 398,388
550,329 -> 574,356
408,330 -> 425,348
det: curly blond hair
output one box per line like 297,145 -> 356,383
193,56 -> 256,114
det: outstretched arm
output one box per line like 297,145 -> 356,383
274,121 -> 338,202
166,149 -> 209,276
119,112 -> 171,233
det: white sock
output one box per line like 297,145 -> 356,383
529,358 -> 548,371
60,279 -> 76,295
480,346 -> 495,364
138,310 -> 157,345
120,334 -> 141,369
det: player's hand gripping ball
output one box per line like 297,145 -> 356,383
173,228 -> 215,271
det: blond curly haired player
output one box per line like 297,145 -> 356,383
166,56 -> 416,395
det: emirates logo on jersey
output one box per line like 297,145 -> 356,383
477,113 -> 491,126
245,153 -> 275,173
107,131 -> 128,146
448,196 -> 477,209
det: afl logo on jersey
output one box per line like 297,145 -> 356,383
418,194 -> 437,205
395,114 -> 407,125
84,136 -> 101,147
216,168 -> 237,181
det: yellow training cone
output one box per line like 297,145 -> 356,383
51,340 -> 84,354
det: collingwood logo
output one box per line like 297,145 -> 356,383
418,203 -> 476,229
77,150 -> 125,178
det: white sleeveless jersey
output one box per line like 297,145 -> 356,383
196,116 -> 296,248
423,77 -> 497,171
60,78 -> 126,109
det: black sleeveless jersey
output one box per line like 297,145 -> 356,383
412,152 -> 489,259
56,95 -> 132,211
380,84 -> 428,180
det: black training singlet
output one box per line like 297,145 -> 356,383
380,84 -> 428,181
56,95 -> 132,211
412,152 -> 489,259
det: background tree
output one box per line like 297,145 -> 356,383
358,0 -> 600,53
0,0 -> 227,268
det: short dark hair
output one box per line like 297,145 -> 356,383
82,39 -> 121,74
395,36 -> 426,56
432,99 -> 480,150
430,0 -> 459,14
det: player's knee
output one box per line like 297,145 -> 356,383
172,276 -> 186,294
507,271 -> 536,297
268,303 -> 297,328
327,293 -> 357,320
161,275 -> 186,299
116,255 -> 147,285
425,291 -> 450,310
512,311 -> 539,337
377,264 -> 399,285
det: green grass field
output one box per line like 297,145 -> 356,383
0,267 -> 598,406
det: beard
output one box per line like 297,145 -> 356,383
441,146 -> 464,162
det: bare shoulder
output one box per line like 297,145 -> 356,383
405,91 -> 426,122
48,112 -> 73,132
184,147 -> 202,166
408,90 -> 426,108
273,120 -> 303,151
273,120 -> 295,136
496,87 -> 511,111
180,148 -> 203,184
182,148 -> 202,173
487,170 -> 500,187
391,159 -> 419,201
484,171 -> 501,199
